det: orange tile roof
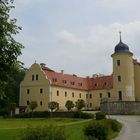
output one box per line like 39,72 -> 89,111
133,59 -> 140,65
42,66 -> 113,91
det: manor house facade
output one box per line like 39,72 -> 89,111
19,36 -> 140,111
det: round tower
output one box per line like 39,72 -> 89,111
111,32 -> 135,101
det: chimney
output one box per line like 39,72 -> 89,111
40,63 -> 46,67
61,70 -> 64,74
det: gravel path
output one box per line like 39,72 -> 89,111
112,115 -> 140,140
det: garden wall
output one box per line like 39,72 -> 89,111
100,101 -> 140,115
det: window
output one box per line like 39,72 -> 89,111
117,75 -> 121,82
71,82 -> 75,85
32,75 -> 34,81
86,94 -> 88,99
104,82 -> 108,86
72,92 -> 74,97
117,60 -> 120,66
107,92 -> 111,98
63,80 -> 67,84
94,83 -> 97,87
90,103 -> 92,107
40,101 -> 43,106
36,74 -> 38,80
40,88 -> 43,94
100,93 -> 102,98
27,101 -> 30,105
118,91 -> 122,100
57,90 -> 59,96
65,91 -> 67,97
79,93 -> 81,98
27,89 -> 30,94
53,78 -> 57,82
89,94 -> 92,99
79,83 -> 82,87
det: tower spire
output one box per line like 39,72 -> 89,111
119,31 -> 122,42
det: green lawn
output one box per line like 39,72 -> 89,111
0,118 -> 90,140
0,118 -> 121,140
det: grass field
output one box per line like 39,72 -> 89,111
0,118 -> 91,140
0,118 -> 121,140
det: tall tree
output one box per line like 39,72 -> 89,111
0,0 -> 24,98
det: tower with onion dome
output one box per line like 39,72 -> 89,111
111,32 -> 135,101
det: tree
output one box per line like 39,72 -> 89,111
65,100 -> 74,111
75,99 -> 85,111
48,101 -> 59,112
9,102 -> 16,117
29,101 -> 38,117
0,0 -> 24,99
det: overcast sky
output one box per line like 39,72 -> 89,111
12,0 -> 140,77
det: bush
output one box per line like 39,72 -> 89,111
99,119 -> 122,134
95,112 -> 106,120
14,111 -> 50,118
16,125 -> 67,140
84,121 -> 108,140
105,119 -> 121,132
73,111 -> 94,119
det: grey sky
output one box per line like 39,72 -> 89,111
12,0 -> 140,77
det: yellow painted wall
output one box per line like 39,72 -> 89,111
88,89 -> 113,109
50,86 -> 88,110
134,64 -> 140,101
20,63 -> 50,111
111,53 -> 135,101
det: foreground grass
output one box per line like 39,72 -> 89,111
0,118 -> 121,140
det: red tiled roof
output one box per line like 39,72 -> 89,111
133,59 -> 140,65
42,66 -> 113,91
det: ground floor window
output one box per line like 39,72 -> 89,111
118,91 -> 122,100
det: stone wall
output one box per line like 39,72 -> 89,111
100,101 -> 140,115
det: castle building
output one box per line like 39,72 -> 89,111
19,35 -> 140,111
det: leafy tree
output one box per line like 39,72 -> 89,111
29,101 -> 38,117
0,66 -> 26,116
48,101 -> 59,112
65,100 -> 74,111
0,0 -> 24,99
9,102 -> 16,117
75,99 -> 85,111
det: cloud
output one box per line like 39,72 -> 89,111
52,21 -> 140,76
57,30 -> 85,48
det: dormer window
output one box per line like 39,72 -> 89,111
53,78 -> 57,82
104,82 -> 108,86
63,80 -> 67,84
94,83 -> 98,87
71,81 -> 75,85
78,83 -> 82,86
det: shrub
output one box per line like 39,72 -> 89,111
84,121 -> 108,140
100,119 -> 122,133
14,111 -> 50,118
16,125 -> 67,140
106,119 -> 121,132
95,112 -> 106,120
73,111 -> 94,119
